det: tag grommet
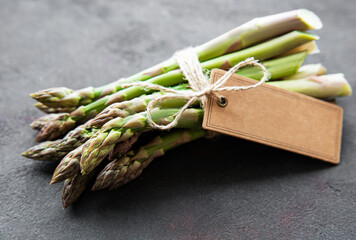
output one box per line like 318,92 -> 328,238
217,96 -> 228,107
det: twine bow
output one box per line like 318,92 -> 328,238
122,47 -> 270,130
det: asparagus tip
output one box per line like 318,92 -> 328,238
91,184 -> 99,191
81,169 -> 89,176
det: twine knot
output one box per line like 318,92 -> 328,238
122,47 -> 270,130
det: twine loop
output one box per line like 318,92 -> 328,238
122,47 -> 270,130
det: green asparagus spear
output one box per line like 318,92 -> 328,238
23,120 -> 98,161
30,113 -> 67,130
30,87 -> 73,108
34,103 -> 76,114
21,139 -> 65,161
51,145 -> 83,184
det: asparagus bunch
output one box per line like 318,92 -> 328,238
34,31 -> 318,142
22,10 -> 352,209
22,51 -> 308,161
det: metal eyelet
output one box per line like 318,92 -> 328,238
217,96 -> 228,107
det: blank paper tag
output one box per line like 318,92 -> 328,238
203,69 -> 343,164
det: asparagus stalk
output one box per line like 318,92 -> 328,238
30,87 -> 73,107
51,145 -> 83,184
23,120 -> 98,161
92,129 -> 206,191
80,108 -> 204,175
282,63 -> 326,80
36,31 -> 317,142
51,133 -> 140,184
269,74 -> 352,98
31,9 -> 322,111
34,103 -> 76,114
21,139 -> 64,161
108,133 -> 141,160
30,113 -> 66,130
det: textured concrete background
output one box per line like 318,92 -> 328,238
1,0 -> 355,239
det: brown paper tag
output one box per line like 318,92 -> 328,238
203,69 -> 343,164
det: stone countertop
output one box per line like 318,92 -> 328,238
0,1 -> 355,239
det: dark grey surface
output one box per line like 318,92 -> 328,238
1,0 -> 355,239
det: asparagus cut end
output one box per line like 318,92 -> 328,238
282,63 -> 326,80
279,41 -> 320,58
297,9 -> 323,30
295,31 -> 319,41
270,74 -> 352,98
316,74 -> 352,96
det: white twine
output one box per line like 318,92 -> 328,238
122,47 -> 270,130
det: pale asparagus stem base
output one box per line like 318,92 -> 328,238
31,9 -> 322,111
36,31 -> 317,142
269,74 -> 352,98
278,41 -> 319,57
92,129 -> 207,191
51,133 -> 140,184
